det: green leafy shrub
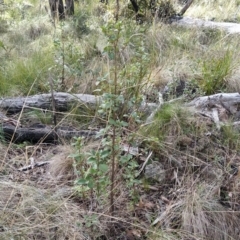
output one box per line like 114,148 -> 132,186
157,0 -> 176,21
0,17 -> 8,33
72,9 -> 90,38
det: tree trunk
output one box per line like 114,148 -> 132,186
130,0 -> 139,13
49,0 -> 65,20
65,0 -> 74,16
49,0 -> 57,19
58,0 -> 65,20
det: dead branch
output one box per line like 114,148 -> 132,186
18,161 -> 50,171
179,0 -> 194,16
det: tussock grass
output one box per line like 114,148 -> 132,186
153,181 -> 240,239
48,145 -> 75,182
0,49 -> 54,95
141,102 -> 194,142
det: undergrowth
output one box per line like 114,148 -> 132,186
1,0 -> 240,239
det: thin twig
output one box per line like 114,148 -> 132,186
48,76 -> 57,127
18,161 -> 50,171
137,151 -> 153,177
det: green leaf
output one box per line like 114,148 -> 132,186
109,118 -> 116,125
87,179 -> 94,189
0,40 -> 6,51
69,153 -> 80,158
87,156 -> 97,164
76,178 -> 87,185
99,164 -> 108,172
120,121 -> 128,127
100,149 -> 110,158
120,154 -> 132,164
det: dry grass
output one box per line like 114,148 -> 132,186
184,0 -> 240,22
2,110 -> 240,238
47,145 -> 75,183
0,180 -> 87,240
153,180 -> 240,239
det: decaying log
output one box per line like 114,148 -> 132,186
3,92 -> 240,144
0,92 -> 101,114
187,93 -> 240,111
0,92 -> 158,143
2,123 -> 56,143
173,17 -> 240,34
186,93 -> 240,129
0,92 -> 155,115
1,123 -> 99,143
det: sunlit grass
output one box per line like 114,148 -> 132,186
0,49 -> 54,96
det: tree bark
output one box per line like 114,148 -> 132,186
130,0 -> 139,13
65,0 -> 74,16
1,123 -> 99,143
49,0 -> 65,20
179,0 -> 194,16
58,0 -> 65,20
0,92 -> 101,114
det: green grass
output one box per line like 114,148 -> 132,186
200,50 -> 233,95
221,123 -> 240,150
0,49 -> 54,95
141,102 -> 190,140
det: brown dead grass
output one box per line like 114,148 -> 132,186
0,180 -> 87,240
153,179 -> 240,239
48,145 -> 75,182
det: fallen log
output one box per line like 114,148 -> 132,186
186,92 -> 240,129
0,92 -> 156,116
187,92 -> 240,111
1,123 -> 99,143
0,92 -> 158,143
2,123 -> 56,143
0,92 -> 101,114
2,92 -> 240,143
172,17 -> 240,34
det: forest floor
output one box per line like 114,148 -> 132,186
1,0 -> 240,239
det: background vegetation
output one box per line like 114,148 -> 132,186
1,0 -> 240,239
